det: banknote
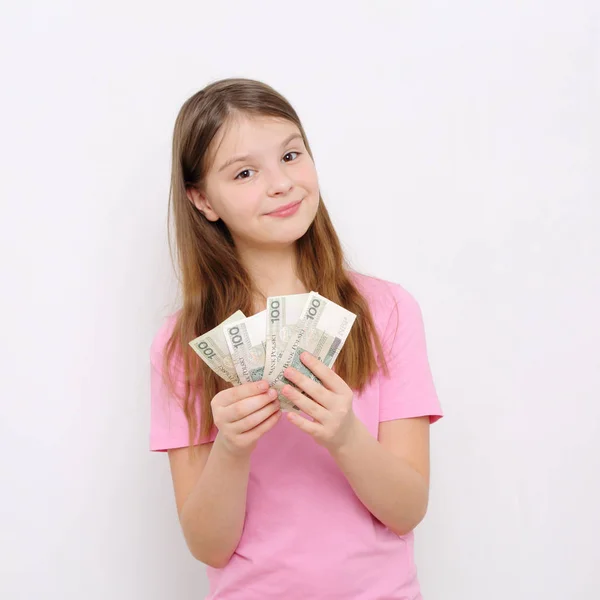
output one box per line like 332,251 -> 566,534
188,310 -> 246,385
223,310 -> 268,384
264,293 -> 310,380
224,309 -> 301,413
266,292 -> 357,397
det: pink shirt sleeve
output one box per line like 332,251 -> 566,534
378,285 -> 443,424
149,316 -> 218,451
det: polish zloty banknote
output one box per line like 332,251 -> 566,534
264,293 -> 310,380
225,309 -> 301,414
266,292 -> 357,397
223,310 -> 268,384
188,310 -> 246,385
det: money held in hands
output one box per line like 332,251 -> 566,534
189,292 -> 356,414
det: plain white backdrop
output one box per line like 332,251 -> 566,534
1,1 -> 598,599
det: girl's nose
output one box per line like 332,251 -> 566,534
266,166 -> 293,196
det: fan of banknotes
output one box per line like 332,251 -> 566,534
188,291 -> 357,413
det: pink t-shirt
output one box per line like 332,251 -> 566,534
150,272 -> 443,599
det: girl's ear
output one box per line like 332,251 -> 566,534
186,186 -> 220,222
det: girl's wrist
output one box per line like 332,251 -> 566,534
214,431 -> 253,464
327,414 -> 362,458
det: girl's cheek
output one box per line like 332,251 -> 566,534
302,169 -> 320,195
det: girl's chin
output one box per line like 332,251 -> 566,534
231,211 -> 315,247
268,218 -> 313,238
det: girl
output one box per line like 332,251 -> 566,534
150,77 -> 443,599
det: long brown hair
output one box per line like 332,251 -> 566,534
161,77 -> 390,447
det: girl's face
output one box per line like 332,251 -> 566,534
189,114 -> 320,251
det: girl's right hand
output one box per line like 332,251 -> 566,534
211,380 -> 281,458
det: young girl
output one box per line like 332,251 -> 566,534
150,77 -> 443,599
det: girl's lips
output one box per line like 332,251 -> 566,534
266,199 -> 303,217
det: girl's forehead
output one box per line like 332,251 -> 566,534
219,114 -> 297,147
208,114 -> 301,168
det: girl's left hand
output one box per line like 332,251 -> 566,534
281,352 -> 358,453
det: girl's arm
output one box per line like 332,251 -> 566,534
168,434 -> 251,568
282,351 -> 433,537
329,415 -> 431,536
167,381 -> 281,568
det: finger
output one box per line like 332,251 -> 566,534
283,366 -> 333,409
281,384 -> 326,423
234,397 -> 281,434
240,406 -> 282,440
287,411 -> 320,436
220,380 -> 270,406
228,389 -> 278,422
299,352 -> 346,393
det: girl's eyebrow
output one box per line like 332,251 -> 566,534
217,133 -> 303,173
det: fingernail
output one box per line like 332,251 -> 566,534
258,381 -> 268,391
268,388 -> 278,398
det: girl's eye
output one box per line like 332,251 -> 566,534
234,169 -> 254,180
283,151 -> 300,162
234,152 -> 300,180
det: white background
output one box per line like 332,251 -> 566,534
1,1 -> 598,599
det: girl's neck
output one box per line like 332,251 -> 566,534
251,278 -> 309,314
239,242 -> 308,312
